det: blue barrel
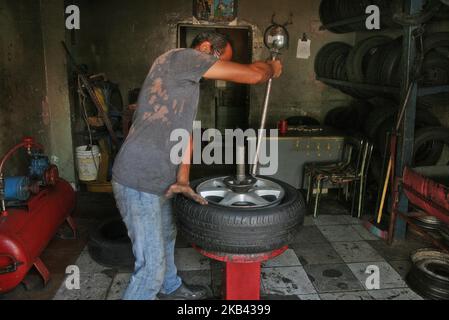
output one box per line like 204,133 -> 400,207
5,177 -> 30,201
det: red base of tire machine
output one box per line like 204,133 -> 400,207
194,245 -> 288,300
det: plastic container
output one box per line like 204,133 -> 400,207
75,145 -> 101,182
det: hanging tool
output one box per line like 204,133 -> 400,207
251,14 -> 292,176
61,41 -> 120,148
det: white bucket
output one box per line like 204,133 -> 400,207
76,145 -> 101,182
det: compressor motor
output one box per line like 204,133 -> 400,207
0,137 -> 75,294
1,151 -> 59,205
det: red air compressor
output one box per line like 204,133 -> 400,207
0,137 -> 76,294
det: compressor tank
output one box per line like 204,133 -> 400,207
0,178 -> 75,293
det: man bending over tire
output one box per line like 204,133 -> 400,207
112,32 -> 282,300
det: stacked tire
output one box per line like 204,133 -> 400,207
324,100 -> 373,134
324,99 -> 449,183
319,0 -> 444,33
315,33 -> 449,98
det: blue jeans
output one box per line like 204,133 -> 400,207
112,181 -> 182,300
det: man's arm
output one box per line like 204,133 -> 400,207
203,60 -> 282,84
165,136 -> 208,205
176,135 -> 193,185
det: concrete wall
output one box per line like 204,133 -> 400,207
0,0 -> 75,182
0,0 -> 48,175
70,0 -> 355,128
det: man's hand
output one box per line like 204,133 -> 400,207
165,183 -> 208,205
267,60 -> 283,78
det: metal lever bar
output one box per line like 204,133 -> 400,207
251,55 -> 277,176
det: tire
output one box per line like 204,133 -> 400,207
346,36 -> 392,83
364,100 -> 397,140
424,32 -> 449,55
413,127 -> 449,167
315,42 -> 351,78
88,218 -> 134,268
406,249 -> 449,300
173,177 -> 306,254
366,42 -> 391,85
422,51 -> 449,87
325,100 -> 372,133
379,38 -> 403,86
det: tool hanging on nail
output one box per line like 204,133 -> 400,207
252,13 -> 292,176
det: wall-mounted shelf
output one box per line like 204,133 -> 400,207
317,0 -> 448,240
317,77 -> 449,97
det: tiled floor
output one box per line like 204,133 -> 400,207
51,213 -> 426,301
1,193 -> 429,301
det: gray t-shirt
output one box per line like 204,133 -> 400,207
112,48 -> 218,195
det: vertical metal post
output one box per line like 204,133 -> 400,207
394,0 -> 424,239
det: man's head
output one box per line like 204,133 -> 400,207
191,32 -> 233,61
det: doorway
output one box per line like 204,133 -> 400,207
178,25 -> 253,132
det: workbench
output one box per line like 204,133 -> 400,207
253,127 -> 345,189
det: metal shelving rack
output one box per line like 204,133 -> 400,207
318,0 -> 449,239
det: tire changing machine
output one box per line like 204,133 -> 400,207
193,19 -> 292,300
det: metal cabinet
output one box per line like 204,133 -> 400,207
254,129 -> 345,189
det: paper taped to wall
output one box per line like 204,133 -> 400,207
297,39 -> 311,59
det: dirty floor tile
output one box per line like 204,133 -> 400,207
178,270 -> 212,288
292,242 -> 344,266
106,273 -> 131,300
262,267 -> 316,296
262,249 -> 301,268
332,241 -> 385,263
389,260 -> 412,279
319,291 -> 374,300
318,225 -> 363,242
347,262 -> 407,290
313,215 -> 353,226
368,288 -> 423,300
367,240 -> 426,262
175,248 -> 211,271
304,264 -> 364,293
74,249 -> 110,274
303,215 -> 315,226
53,273 -> 112,300
352,224 -> 382,241
297,294 -> 321,300
291,226 -> 329,245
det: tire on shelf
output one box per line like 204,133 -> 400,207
347,36 -> 393,84
315,42 -> 350,78
379,38 -> 403,87
325,100 -> 372,133
366,105 -> 443,166
413,126 -> 449,167
366,42 -> 391,86
173,177 -> 306,254
423,32 -> 449,54
363,100 -> 397,140
421,51 -> 449,87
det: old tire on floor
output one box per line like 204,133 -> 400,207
407,249 -> 449,300
88,218 -> 134,268
173,177 -> 306,254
